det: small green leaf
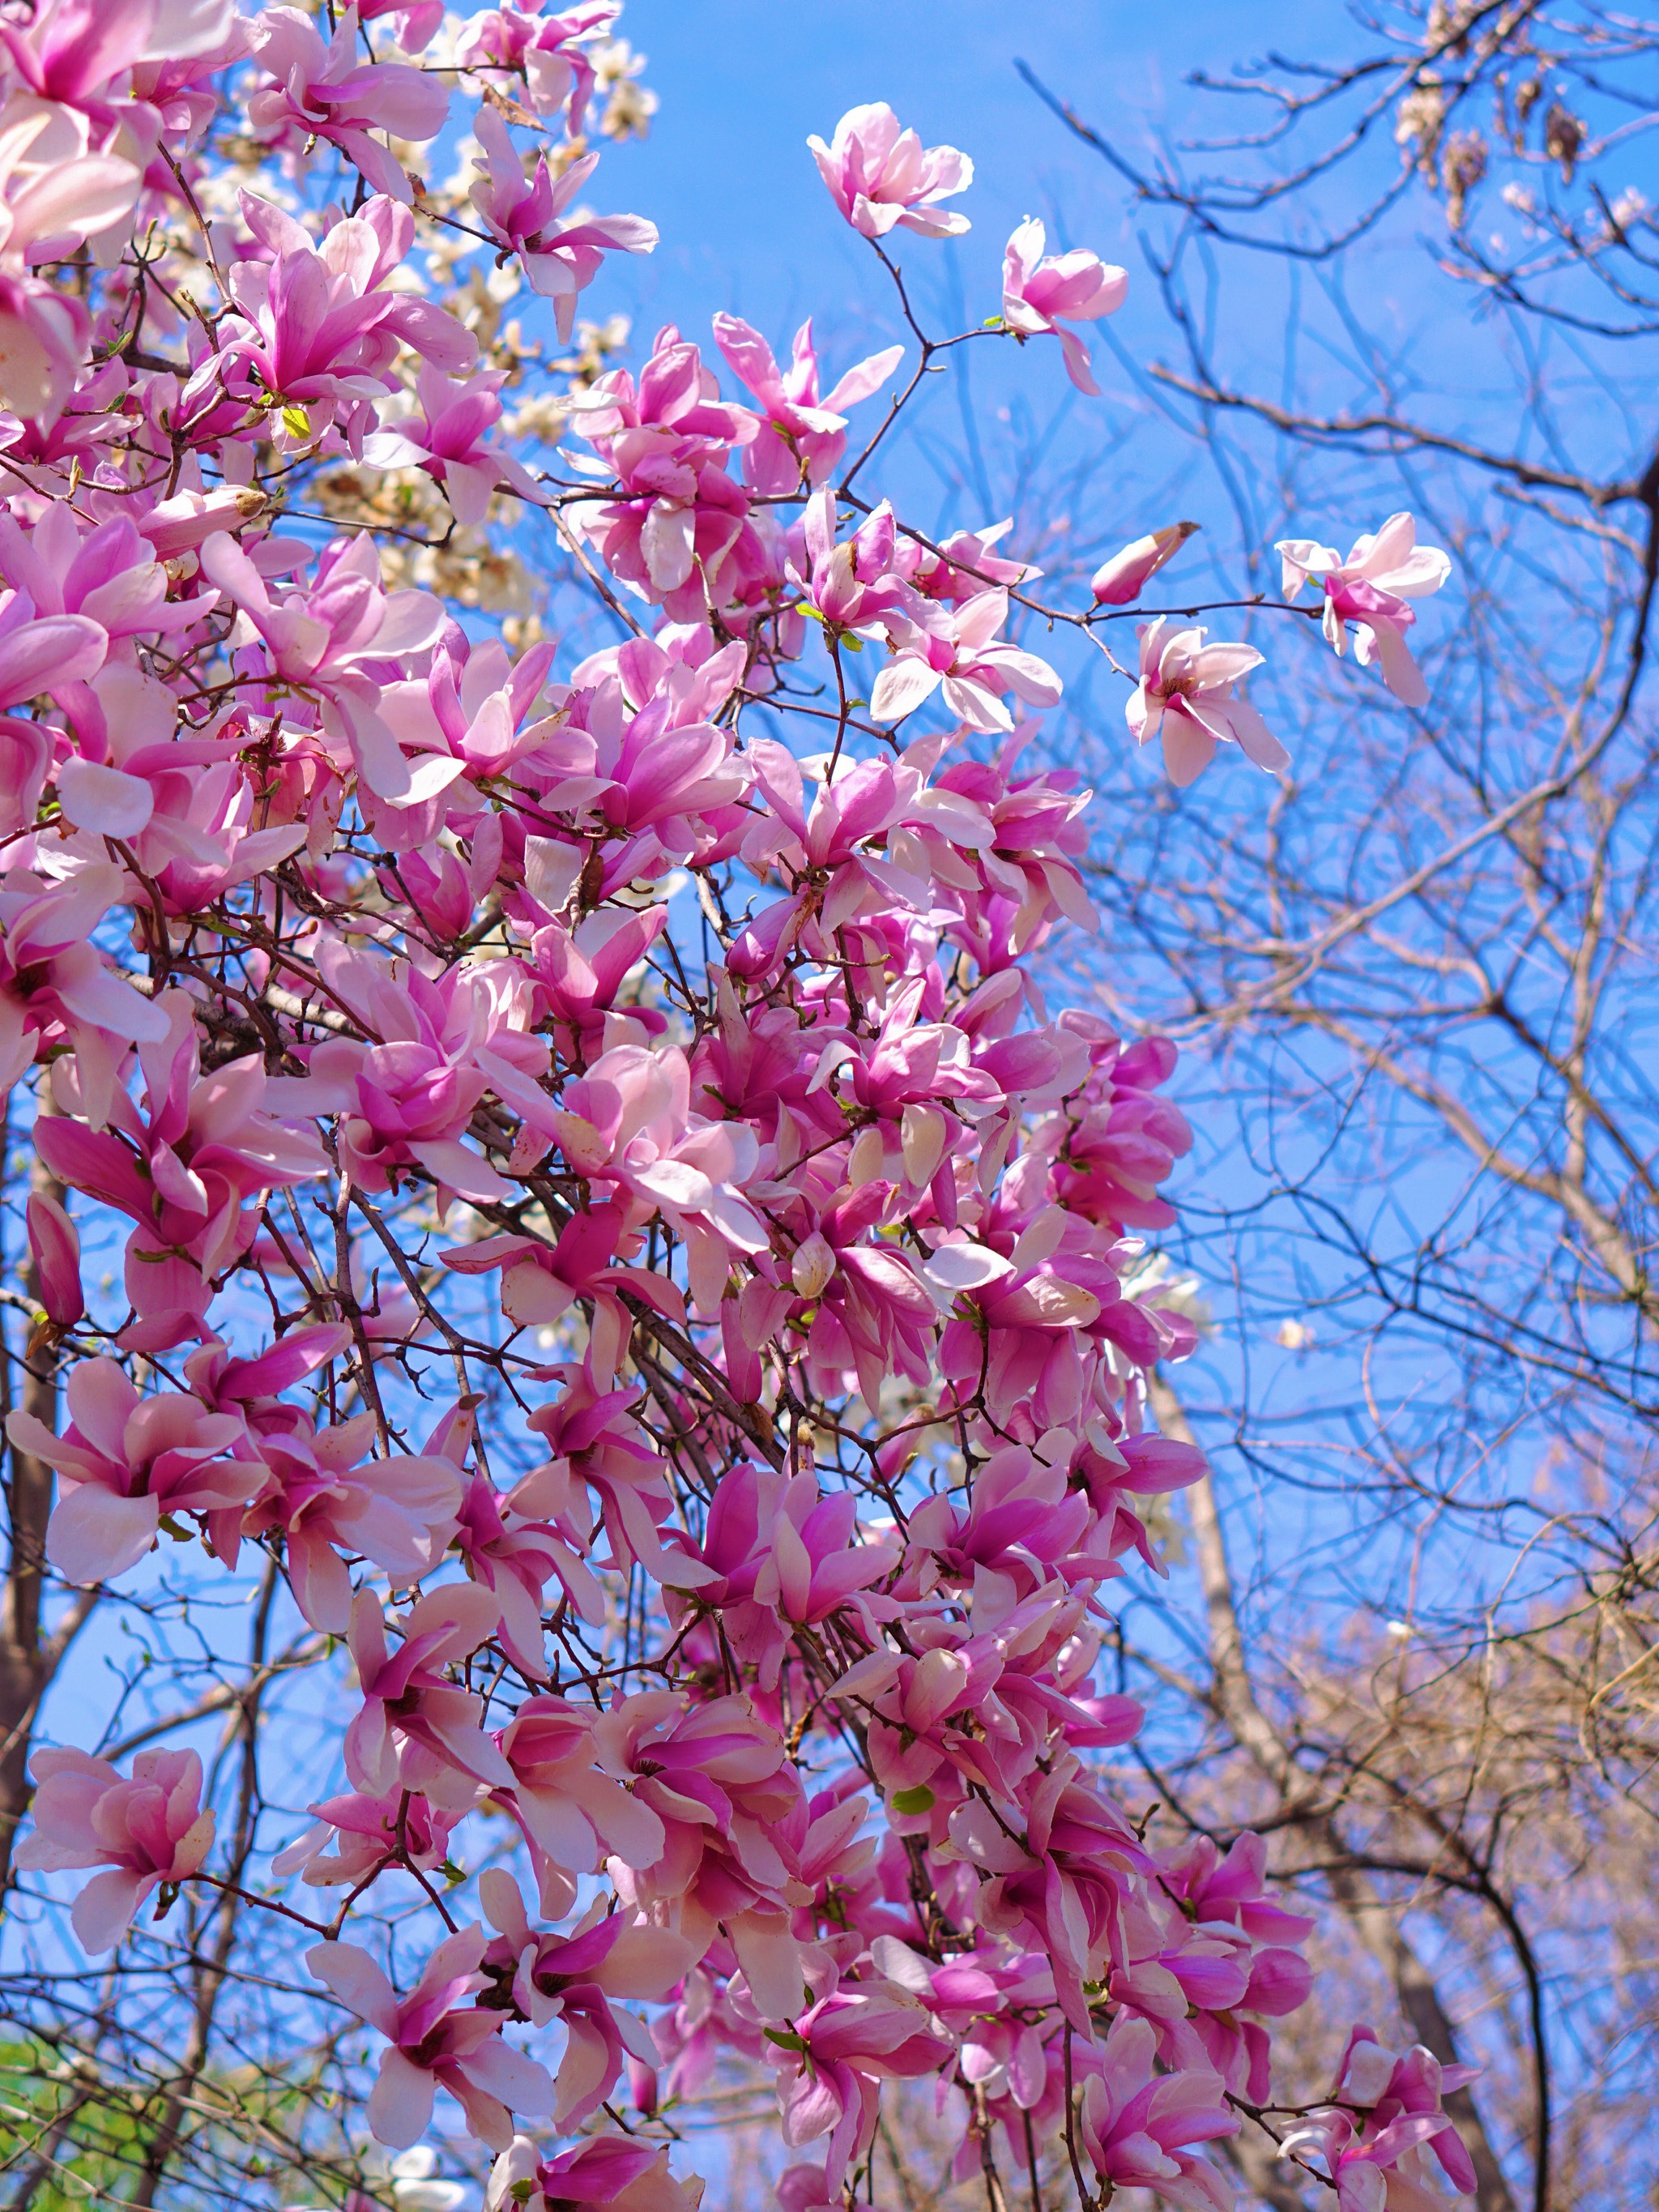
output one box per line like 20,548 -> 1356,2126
763,2027 -> 807,2052
281,404 -> 311,439
890,1785 -> 935,1815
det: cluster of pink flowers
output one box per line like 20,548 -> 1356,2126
2,14 -> 1464,2212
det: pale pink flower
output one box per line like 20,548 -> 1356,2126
770,1985 -> 953,2194
808,103 -> 973,241
343,1583 -> 513,1808
242,1411 -> 464,1631
26,1189 -> 82,1326
271,1784 -> 458,1890
479,1868 -> 693,2123
364,365 -> 545,525
468,109 -> 656,339
712,315 -> 902,493
1125,617 -> 1289,785
200,532 -> 449,804
1091,520 -> 1199,605
871,591 -> 1063,732
1000,218 -> 1127,395
308,1926 -> 555,2150
1276,511 -> 1452,707
548,1042 -> 769,1310
1077,2013 -> 1236,2211
249,5 -> 449,203
1282,2031 -> 1478,2212
455,2 -> 618,130
0,89 -> 140,416
793,489 -> 918,639
0,865 -> 171,1104
15,1746 -> 215,1951
200,193 -> 476,448
486,2134 -> 699,2212
6,1357 -> 250,1585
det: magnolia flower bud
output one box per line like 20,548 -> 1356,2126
27,1190 -> 83,1327
1090,520 -> 1199,605
791,1232 -> 837,1298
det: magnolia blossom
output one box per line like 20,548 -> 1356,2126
1000,218 -> 1127,395
309,1927 -> 556,2150
15,1747 -> 215,1950
469,109 -> 656,338
1276,510 -> 1451,706
6,1357 -> 249,1584
808,102 -> 973,239
1091,520 -> 1199,605
870,591 -> 1063,732
1125,617 -> 1290,785
249,5 -> 448,201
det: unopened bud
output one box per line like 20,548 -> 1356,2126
1090,520 -> 1199,606
791,1232 -> 836,1299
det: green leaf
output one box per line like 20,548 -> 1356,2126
763,2027 -> 807,2052
280,404 -> 311,439
890,1785 -> 935,1815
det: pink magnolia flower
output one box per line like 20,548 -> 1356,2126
0,865 -> 170,1106
486,2135 -> 698,2212
792,489 -> 918,640
202,193 -> 476,447
343,1583 -> 514,1808
468,109 -> 656,339
60,670 -> 307,913
1000,218 -> 1127,395
364,365 -> 545,525
441,1206 -> 680,1377
372,629 -> 559,835
35,989 -> 326,1352
479,1868 -> 694,2123
201,532 -> 450,802
770,1985 -> 953,2193
871,591 -> 1063,733
0,102 -> 139,415
1091,520 -> 1199,605
272,933 -> 544,1205
687,1466 -> 898,1687
808,103 -> 973,241
0,503 -> 201,655
1125,617 -> 1289,786
569,332 -> 759,616
712,315 -> 902,493
1077,2013 -> 1236,2211
6,1357 -> 250,1585
1276,511 -> 1452,707
272,1784 -> 459,1890
594,1689 -> 807,2015
518,1364 -> 717,1594
242,1411 -> 464,1631
15,1746 -> 214,1952
1282,2031 -> 1478,2212
26,1190 -> 83,1326
308,1926 -> 555,2150
493,1693 -> 670,1913
249,5 -> 449,203
455,1 -> 619,130
357,0 -> 446,51
547,1042 -> 768,1311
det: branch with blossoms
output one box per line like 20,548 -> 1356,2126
0,13 -> 1469,2212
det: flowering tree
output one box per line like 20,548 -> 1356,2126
0,11 -> 1469,2212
